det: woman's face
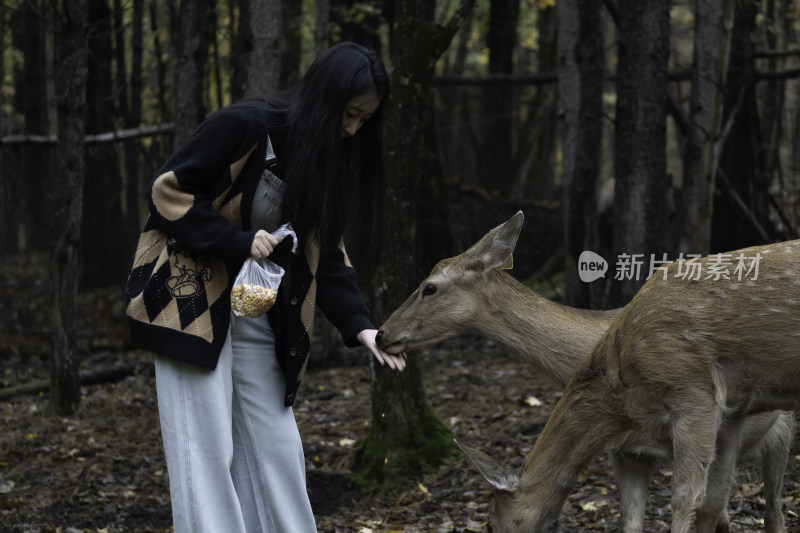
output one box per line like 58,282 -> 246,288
341,94 -> 380,138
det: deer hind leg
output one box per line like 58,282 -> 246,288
612,451 -> 654,533
669,402 -> 721,533
693,417 -> 745,533
760,412 -> 792,533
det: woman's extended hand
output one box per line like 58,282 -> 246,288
356,329 -> 407,372
250,230 -> 282,259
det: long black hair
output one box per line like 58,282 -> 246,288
269,42 -> 389,257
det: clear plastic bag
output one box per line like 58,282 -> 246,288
231,223 -> 297,318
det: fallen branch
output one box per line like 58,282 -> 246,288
0,360 -> 153,400
1,123 -> 175,145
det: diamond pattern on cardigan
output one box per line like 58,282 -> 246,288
132,228 -> 168,268
176,290 -> 210,330
217,192 -> 243,223
143,261 -> 174,322
152,171 -> 192,222
126,233 -> 227,344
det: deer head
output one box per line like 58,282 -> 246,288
455,440 -> 532,533
377,211 -> 523,355
456,435 -> 576,533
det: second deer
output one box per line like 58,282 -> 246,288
376,211 -> 794,533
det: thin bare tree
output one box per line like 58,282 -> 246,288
558,0 -> 605,308
50,0 -> 89,416
173,0 -> 214,148
677,0 -> 736,254
610,0 -> 671,306
231,0 -> 282,100
247,0 -> 281,96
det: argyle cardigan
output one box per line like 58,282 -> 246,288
124,98 -> 374,406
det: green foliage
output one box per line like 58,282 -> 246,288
328,1 -> 383,48
436,0 -> 490,75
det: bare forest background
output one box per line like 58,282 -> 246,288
2,0 -> 800,503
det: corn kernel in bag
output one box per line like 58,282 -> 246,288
231,223 -> 297,318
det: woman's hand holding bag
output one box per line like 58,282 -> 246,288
231,223 -> 298,318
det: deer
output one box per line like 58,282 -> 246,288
376,211 -> 795,533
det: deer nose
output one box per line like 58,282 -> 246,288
375,330 -> 384,347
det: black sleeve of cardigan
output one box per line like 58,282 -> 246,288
145,107 -> 260,260
314,247 -> 375,347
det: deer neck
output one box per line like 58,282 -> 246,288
476,273 -> 622,388
513,372 -> 624,529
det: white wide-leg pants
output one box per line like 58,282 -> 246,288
154,313 -> 317,533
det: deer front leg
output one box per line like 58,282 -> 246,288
760,413 -> 792,533
694,417 -> 745,533
611,451 -> 654,533
669,406 -> 720,533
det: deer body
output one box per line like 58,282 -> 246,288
477,237 -> 800,533
377,212 -> 794,533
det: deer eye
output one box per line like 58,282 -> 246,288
421,283 -> 437,297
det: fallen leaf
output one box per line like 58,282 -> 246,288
581,501 -> 599,511
740,483 -> 763,498
464,519 -> 484,532
524,396 -> 542,407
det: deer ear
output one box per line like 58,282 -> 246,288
456,439 -> 520,492
464,211 -> 524,273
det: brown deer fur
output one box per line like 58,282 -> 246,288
377,211 -> 794,533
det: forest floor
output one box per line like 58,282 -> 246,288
1,253 -> 800,532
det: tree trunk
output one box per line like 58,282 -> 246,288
280,0 -> 302,88
433,8 -> 474,206
481,0 -> 520,195
123,0 -> 145,258
415,87 -> 456,270
0,1 -> 5,254
112,0 -> 129,120
511,3 -> 557,201
353,0 -> 475,494
230,0 -> 281,100
50,0 -> 89,416
230,0 -> 249,102
448,6 -> 473,76
210,12 -> 224,110
173,0 -> 213,149
677,0 -> 735,254
610,0 -> 670,307
713,0 -> 759,252
11,1 -> 53,253
756,0 -> 783,233
314,0 -> 330,55
82,0 -> 124,289
150,1 -> 171,120
558,0 -> 605,309
246,0 -> 281,96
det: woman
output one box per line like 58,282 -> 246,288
124,42 -> 406,532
